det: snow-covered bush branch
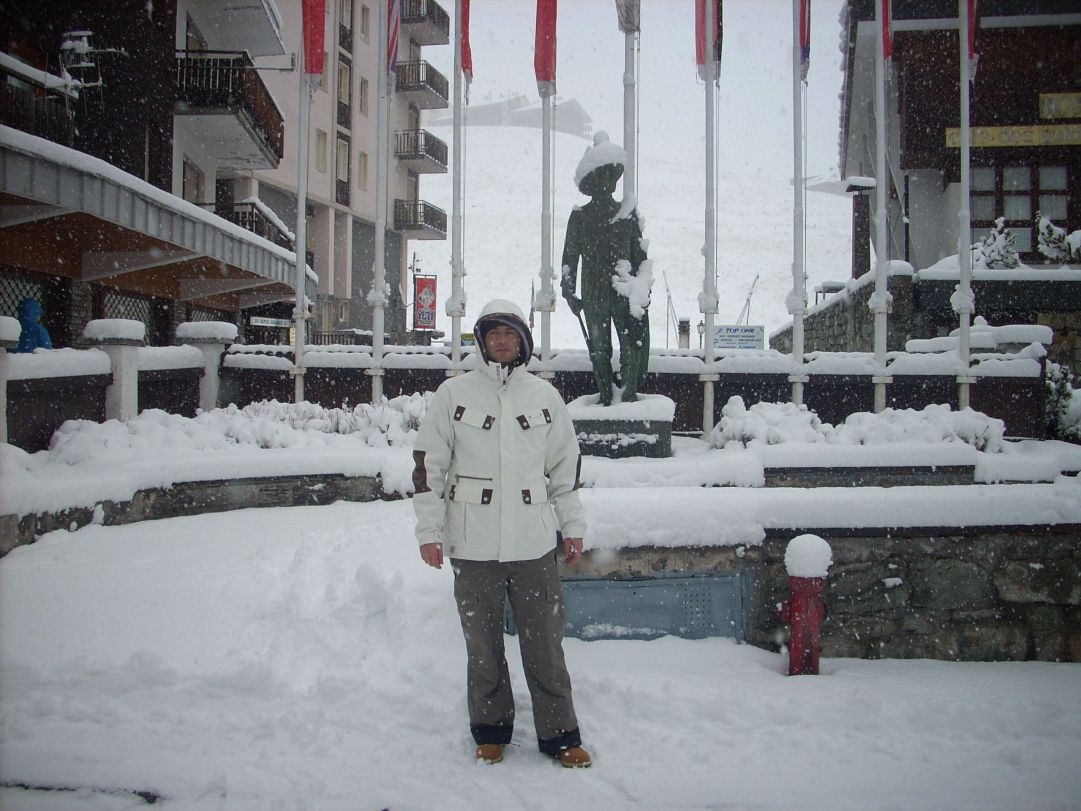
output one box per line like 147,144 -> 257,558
1036,212 -> 1081,263
708,397 -> 1006,452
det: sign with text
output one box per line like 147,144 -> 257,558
1040,93 -> 1081,120
946,123 -> 1081,148
714,324 -> 764,350
250,316 -> 291,328
413,274 -> 437,330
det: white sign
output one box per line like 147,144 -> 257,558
250,316 -> 291,328
714,325 -> 764,350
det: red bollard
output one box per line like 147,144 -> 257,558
786,575 -> 827,676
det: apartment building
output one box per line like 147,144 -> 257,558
235,0 -> 450,341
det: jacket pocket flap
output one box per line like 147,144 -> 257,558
520,480 -> 549,504
453,405 -> 495,430
516,408 -> 552,430
449,479 -> 494,504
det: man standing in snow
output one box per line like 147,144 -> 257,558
561,131 -> 650,405
411,298 -> 592,769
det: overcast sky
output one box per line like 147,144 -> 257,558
422,0 -> 847,182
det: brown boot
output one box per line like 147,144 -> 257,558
555,746 -> 592,768
475,743 -> 504,764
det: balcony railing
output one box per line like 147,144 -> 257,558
401,0 -> 450,46
394,60 -> 449,109
215,202 -> 294,250
174,50 -> 284,164
0,83 -> 75,146
394,199 -> 447,239
394,129 -> 448,172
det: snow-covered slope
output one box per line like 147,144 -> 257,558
410,124 -> 851,349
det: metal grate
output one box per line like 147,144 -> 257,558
0,272 -> 46,320
102,291 -> 151,340
188,306 -> 229,323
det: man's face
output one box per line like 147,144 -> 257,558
484,324 -> 521,365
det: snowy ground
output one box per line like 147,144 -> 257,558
3,405 -> 1081,809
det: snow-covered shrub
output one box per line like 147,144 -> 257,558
708,396 -> 831,448
834,404 -> 1005,452
236,394 -> 431,446
1035,212 -> 1081,264
974,217 -> 1019,269
1045,362 -> 1081,442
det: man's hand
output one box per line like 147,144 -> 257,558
563,537 -> 584,566
420,542 -> 444,569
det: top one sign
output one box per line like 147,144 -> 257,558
714,325 -> 764,350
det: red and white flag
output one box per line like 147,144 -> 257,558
302,0 -> 326,75
800,0 -> 811,82
535,0 -> 557,98
615,0 -> 640,34
695,0 -> 722,80
967,0 -> 980,80
881,0 -> 893,60
462,0 -> 473,84
387,0 -> 401,77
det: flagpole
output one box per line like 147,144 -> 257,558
788,0 -> 807,407
622,17 -> 637,201
293,39 -> 312,404
871,0 -> 891,413
535,0 -> 557,369
368,0 -> 389,402
701,0 -> 719,436
449,0 -> 465,374
957,0 -> 974,408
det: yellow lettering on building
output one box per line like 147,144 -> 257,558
1040,93 -> 1081,120
946,124 -> 1081,148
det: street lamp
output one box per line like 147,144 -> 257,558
697,319 -> 705,350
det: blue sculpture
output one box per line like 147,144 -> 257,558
13,298 -> 53,353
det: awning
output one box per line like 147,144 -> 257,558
0,125 -> 315,312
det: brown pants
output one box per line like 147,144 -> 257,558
452,548 -> 581,754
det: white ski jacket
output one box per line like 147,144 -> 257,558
412,361 -> 587,562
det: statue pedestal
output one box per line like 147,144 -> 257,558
567,393 -> 676,459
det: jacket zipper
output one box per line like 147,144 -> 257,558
455,474 -> 493,482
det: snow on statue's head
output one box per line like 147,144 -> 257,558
574,131 -> 626,197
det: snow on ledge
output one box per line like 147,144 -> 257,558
7,348 -> 111,379
137,346 -> 205,371
567,392 -> 676,422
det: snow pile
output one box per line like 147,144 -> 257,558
238,397 -> 429,444
784,533 -> 833,578
709,396 -> 830,448
709,397 -> 1006,453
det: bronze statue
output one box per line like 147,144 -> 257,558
560,133 -> 650,405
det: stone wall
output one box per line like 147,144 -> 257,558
750,527 -> 1081,662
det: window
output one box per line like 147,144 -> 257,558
360,4 -> 370,42
182,158 -> 204,204
319,53 -> 330,90
340,0 -> 353,30
337,61 -> 351,106
316,129 -> 328,172
359,76 -> 369,115
336,137 -> 350,184
357,150 -> 368,188
969,164 -> 1069,256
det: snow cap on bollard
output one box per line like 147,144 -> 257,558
784,533 -> 833,578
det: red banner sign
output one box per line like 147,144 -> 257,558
303,0 -> 326,75
413,275 -> 437,330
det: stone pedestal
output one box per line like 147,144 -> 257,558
567,393 -> 676,458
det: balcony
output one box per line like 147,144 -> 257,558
394,129 -> 448,174
174,50 -> 284,169
215,202 -> 294,250
394,199 -> 447,240
394,61 -> 449,110
0,83 -> 75,147
401,0 -> 450,46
